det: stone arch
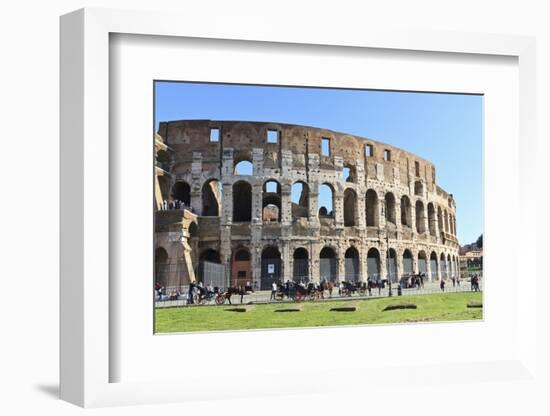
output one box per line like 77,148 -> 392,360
319,246 -> 338,282
385,192 -> 396,225
344,246 -> 360,281
157,175 -> 170,202
197,249 -> 222,284
232,246 -> 251,287
342,164 -> 356,183
155,247 -> 169,287
365,189 -> 379,227
427,203 -> 436,236
415,200 -> 426,234
233,181 -> 252,222
156,149 -> 172,171
292,247 -> 309,283
367,247 -> 381,280
444,209 -> 449,233
263,179 -> 281,222
430,251 -> 438,281
171,181 -> 191,205
234,159 -> 253,175
202,178 -> 222,216
343,188 -> 357,226
261,246 -> 281,290
401,195 -> 412,227
403,249 -> 414,275
418,250 -> 427,274
291,181 -> 309,219
319,183 -> 334,218
188,221 -> 199,238
414,180 -> 423,197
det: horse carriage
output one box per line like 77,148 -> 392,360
214,284 -> 254,305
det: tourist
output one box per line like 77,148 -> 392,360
270,281 -> 277,300
440,279 -> 445,292
187,282 -> 195,304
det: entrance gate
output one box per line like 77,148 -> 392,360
320,258 -> 337,282
261,258 -> 281,290
198,261 -> 227,290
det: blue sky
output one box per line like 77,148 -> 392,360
155,82 -> 483,245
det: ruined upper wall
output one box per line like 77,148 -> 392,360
157,119 -> 453,205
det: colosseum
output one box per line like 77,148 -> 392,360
154,120 -> 460,290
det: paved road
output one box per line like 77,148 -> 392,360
155,279 -> 482,308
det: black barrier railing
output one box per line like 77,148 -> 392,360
155,279 -> 483,308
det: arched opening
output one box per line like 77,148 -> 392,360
202,179 -> 222,216
234,160 -> 253,175
155,247 -> 169,287
292,247 -> 309,283
415,200 -> 426,234
232,247 -> 251,287
319,246 -> 337,282
387,248 -> 398,283
401,195 -> 412,227
414,180 -> 423,197
444,210 -> 449,233
156,149 -> 172,172
385,192 -> 396,225
233,181 -> 252,222
366,189 -> 379,227
343,188 -> 357,226
342,164 -> 356,183
318,183 -> 334,218
418,251 -> 427,274
344,247 -> 360,282
198,249 -> 223,286
261,246 -> 281,290
367,248 -> 381,281
447,254 -> 453,278
437,206 -> 443,234
263,179 -> 281,222
403,249 -> 413,275
427,203 -> 436,236
430,252 -> 438,281
171,181 -> 191,206
291,181 -> 309,219
188,222 -> 199,238
440,253 -> 447,279
157,176 -> 170,202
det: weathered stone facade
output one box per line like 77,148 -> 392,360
155,120 -> 460,290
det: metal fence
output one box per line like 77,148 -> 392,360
197,261 -> 227,290
155,278 -> 483,308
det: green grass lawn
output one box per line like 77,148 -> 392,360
155,291 -> 483,333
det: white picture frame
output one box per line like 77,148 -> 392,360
60,7 -> 538,408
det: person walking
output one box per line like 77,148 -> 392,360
270,281 -> 277,301
440,279 -> 445,292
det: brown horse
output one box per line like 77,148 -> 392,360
320,280 -> 335,298
221,286 -> 254,304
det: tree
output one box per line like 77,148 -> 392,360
476,234 -> 483,249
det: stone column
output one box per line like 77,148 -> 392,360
337,244 -> 346,281
410,204 -> 417,237
251,182 -> 263,224
308,184 -> 319,222
334,184 -> 344,228
190,152 -> 202,214
379,246 -> 387,281
356,193 -> 366,230
311,242 -> 320,283
281,240 -> 291,282
280,183 -> 292,225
